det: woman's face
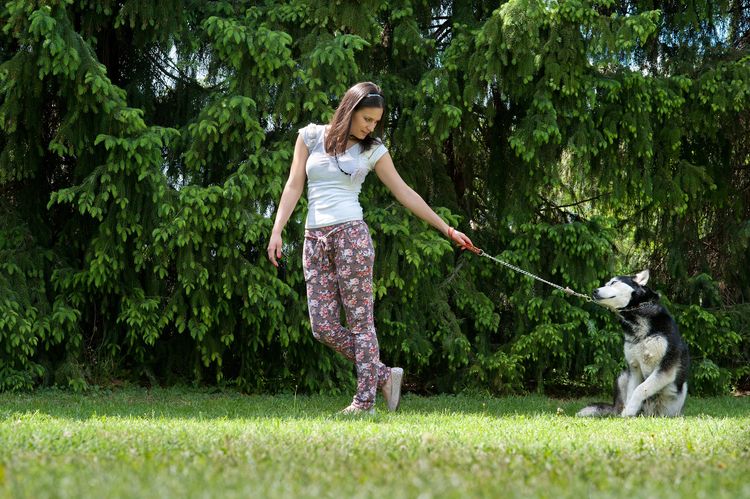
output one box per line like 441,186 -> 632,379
349,106 -> 383,140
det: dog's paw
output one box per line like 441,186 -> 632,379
620,407 -> 639,417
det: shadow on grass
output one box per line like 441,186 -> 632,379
0,387 -> 747,421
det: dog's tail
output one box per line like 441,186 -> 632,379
576,403 -> 619,417
576,371 -> 627,418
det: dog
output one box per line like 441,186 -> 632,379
577,270 -> 690,417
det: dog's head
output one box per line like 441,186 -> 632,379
592,270 -> 658,310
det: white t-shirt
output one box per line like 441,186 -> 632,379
300,123 -> 388,228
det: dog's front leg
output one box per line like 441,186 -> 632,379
622,370 -> 671,417
622,367 -> 641,413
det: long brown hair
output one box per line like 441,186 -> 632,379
325,82 -> 385,156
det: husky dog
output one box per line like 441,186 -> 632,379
577,270 -> 690,417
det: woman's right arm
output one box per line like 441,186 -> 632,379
267,133 -> 309,267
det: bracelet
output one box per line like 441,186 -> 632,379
448,227 -> 454,240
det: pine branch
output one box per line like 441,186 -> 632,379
537,193 -> 611,211
146,49 -> 226,91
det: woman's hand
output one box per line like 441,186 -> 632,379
447,227 -> 475,250
267,232 -> 283,267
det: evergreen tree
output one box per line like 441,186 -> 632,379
0,0 -> 747,394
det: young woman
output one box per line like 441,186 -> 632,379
267,82 -> 473,414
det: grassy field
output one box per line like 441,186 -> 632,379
0,388 -> 748,498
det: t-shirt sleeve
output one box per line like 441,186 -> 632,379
366,143 -> 388,170
298,123 -> 320,150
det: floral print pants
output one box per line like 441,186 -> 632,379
303,220 -> 390,410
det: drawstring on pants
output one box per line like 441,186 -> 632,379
304,221 -> 357,266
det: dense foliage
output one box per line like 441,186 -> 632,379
1,0 -> 748,395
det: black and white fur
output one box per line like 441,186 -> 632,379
577,270 -> 690,417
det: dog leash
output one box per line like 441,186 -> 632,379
460,242 -> 594,303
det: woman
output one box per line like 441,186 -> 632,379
267,82 -> 473,415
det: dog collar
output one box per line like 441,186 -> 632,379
618,301 -> 657,313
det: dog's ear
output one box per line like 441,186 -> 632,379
633,269 -> 650,286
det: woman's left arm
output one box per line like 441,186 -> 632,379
374,152 -> 474,248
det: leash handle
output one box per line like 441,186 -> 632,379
461,242 -> 483,255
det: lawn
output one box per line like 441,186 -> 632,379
0,388 -> 748,498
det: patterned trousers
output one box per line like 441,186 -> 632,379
303,220 -> 390,410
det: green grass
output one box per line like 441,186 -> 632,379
0,388 -> 749,498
